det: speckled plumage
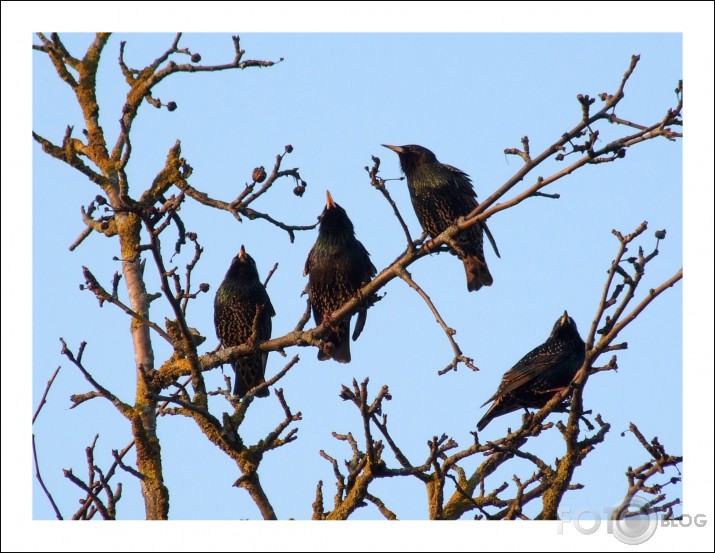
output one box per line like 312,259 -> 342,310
477,311 -> 586,431
214,246 -> 275,398
383,144 -> 499,292
304,191 -> 376,362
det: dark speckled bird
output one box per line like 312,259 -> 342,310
382,144 -> 500,292
477,311 -> 586,432
304,190 -> 376,363
214,245 -> 275,398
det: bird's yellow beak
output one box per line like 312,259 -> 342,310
326,190 -> 336,209
239,245 -> 246,260
382,144 -> 404,154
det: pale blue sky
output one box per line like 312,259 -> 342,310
3,2 -> 714,551
31,28 -> 684,515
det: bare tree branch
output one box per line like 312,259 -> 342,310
612,423 -> 682,521
33,367 -> 61,424
32,435 -> 63,520
60,339 -> 132,416
33,34 -> 681,523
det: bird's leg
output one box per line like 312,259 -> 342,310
319,313 -> 341,358
421,238 -> 436,253
353,287 -> 365,302
321,340 -> 336,358
448,238 -> 467,260
412,231 -> 429,250
423,236 -> 453,256
322,312 -> 339,333
534,390 -> 572,414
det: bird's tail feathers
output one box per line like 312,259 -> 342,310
477,402 -> 499,432
478,399 -> 526,432
464,255 -> 493,292
319,340 -> 351,363
318,323 -> 351,363
233,362 -> 270,398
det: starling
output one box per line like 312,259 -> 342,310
214,245 -> 275,398
382,144 -> 500,292
477,311 -> 586,432
304,190 -> 376,362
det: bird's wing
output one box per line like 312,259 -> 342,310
352,307 -> 367,341
261,315 -> 272,370
365,246 -> 378,279
302,248 -> 320,323
261,304 -> 274,339
353,238 -> 377,280
444,163 -> 500,258
443,163 -> 478,204
213,290 -> 229,345
483,221 -> 501,258
352,238 -> 376,342
303,247 -> 314,276
492,350 -> 564,398
264,292 -> 277,318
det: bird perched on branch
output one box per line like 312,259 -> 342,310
305,190 -> 376,363
382,144 -> 499,292
214,245 -> 275,398
477,311 -> 586,431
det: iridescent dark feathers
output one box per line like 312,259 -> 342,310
477,311 -> 586,431
383,144 -> 499,292
214,245 -> 275,398
304,191 -> 376,362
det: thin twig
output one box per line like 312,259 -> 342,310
33,367 -> 61,424
366,156 -> 414,248
263,263 -> 279,288
60,339 -> 132,416
394,266 -> 477,374
80,266 -> 173,343
69,226 -> 93,251
366,493 -> 398,520
32,435 -> 63,519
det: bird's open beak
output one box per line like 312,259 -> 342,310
326,190 -> 336,209
382,144 -> 404,154
239,245 -> 246,260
